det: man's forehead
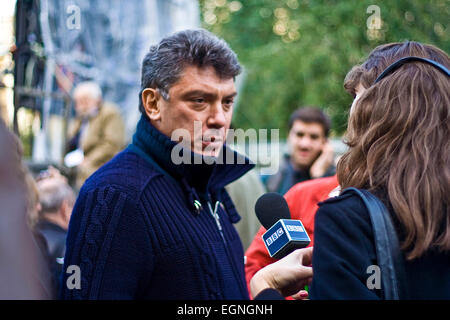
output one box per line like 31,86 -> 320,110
74,92 -> 99,100
291,121 -> 326,135
171,65 -> 236,93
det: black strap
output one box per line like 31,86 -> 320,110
341,188 -> 408,299
374,56 -> 450,84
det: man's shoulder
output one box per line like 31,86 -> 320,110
93,102 -> 123,124
284,175 -> 339,212
81,147 -> 162,197
100,102 -> 121,115
263,155 -> 290,192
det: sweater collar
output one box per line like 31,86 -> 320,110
131,115 -> 254,197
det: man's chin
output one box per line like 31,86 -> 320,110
196,141 -> 224,157
200,147 -> 223,158
292,157 -> 314,170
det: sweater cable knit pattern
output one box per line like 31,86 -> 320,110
61,116 -> 254,299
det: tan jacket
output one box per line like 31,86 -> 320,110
225,169 -> 266,250
68,102 -> 125,188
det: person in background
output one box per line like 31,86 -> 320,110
35,167 -> 75,296
264,107 -> 335,195
66,81 -> 125,189
226,169 -> 266,251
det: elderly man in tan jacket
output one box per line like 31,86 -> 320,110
66,81 -> 125,189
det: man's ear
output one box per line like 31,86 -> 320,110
60,199 -> 71,227
142,88 -> 161,121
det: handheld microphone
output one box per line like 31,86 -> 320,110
255,192 -> 310,259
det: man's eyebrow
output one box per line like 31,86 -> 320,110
181,90 -> 237,99
223,92 -> 238,99
181,90 -> 215,98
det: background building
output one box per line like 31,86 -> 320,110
5,0 -> 200,164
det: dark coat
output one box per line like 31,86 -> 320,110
310,193 -> 450,299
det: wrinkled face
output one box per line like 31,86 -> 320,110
147,65 -> 236,157
288,120 -> 327,170
74,94 -> 100,117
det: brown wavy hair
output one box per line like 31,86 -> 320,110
0,119 -> 39,226
338,41 -> 450,260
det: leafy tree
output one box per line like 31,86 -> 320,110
199,0 -> 449,136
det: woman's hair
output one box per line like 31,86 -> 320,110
0,119 -> 25,187
0,119 -> 39,226
338,41 -> 450,260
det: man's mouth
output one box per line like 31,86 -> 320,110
202,137 -> 223,147
297,150 -> 311,158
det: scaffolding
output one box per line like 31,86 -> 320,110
10,0 -> 200,170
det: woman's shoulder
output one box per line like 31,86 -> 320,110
316,191 -> 374,237
311,190 -> 381,299
319,191 -> 369,215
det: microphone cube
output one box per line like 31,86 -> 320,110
262,219 -> 311,259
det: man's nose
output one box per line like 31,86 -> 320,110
207,103 -> 227,128
298,136 -> 312,149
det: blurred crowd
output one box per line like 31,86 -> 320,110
0,80 -> 125,298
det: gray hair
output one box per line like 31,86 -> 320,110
139,28 -> 241,114
73,81 -> 103,100
37,179 -> 75,214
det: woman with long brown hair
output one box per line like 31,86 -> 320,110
339,41 -> 450,261
250,41 -> 449,299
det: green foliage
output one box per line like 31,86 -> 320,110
199,0 -> 449,136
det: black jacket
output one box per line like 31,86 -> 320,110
256,193 -> 450,300
264,154 -> 336,195
34,220 -> 67,297
310,193 -> 450,299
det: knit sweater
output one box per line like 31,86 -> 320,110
61,116 -> 254,299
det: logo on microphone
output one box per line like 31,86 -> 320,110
265,227 -> 284,246
286,225 -> 304,232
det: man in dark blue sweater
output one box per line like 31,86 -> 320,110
61,29 -> 254,299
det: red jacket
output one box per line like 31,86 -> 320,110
244,175 -> 339,298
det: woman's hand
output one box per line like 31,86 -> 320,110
250,247 -> 313,298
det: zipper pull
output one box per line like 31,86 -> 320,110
208,201 -> 223,232
193,199 -> 202,214
214,201 -> 222,231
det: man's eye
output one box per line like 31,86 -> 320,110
192,98 -> 205,104
223,99 -> 234,108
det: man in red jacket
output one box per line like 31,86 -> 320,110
245,175 -> 339,298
